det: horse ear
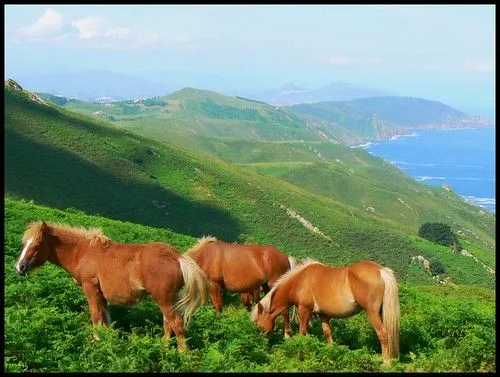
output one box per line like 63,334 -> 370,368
257,302 -> 263,314
41,221 -> 48,231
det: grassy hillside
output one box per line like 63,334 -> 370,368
5,83 -> 495,288
61,87 -> 325,142
4,197 -> 496,372
53,88 -> 495,250
291,97 -> 488,145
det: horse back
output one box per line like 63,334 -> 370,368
196,241 -> 273,292
92,241 -> 183,304
286,264 -> 359,318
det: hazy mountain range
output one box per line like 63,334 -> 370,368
241,82 -> 396,105
11,70 -> 394,104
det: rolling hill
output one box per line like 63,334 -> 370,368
35,84 -> 495,250
5,80 -> 495,287
243,81 -> 394,105
58,87 -> 325,142
43,85 -> 491,148
291,97 -> 492,145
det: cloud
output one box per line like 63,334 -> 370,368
462,60 -> 494,73
17,9 -> 77,42
10,8 -> 196,51
71,16 -> 130,41
326,55 -> 381,67
410,60 -> 494,74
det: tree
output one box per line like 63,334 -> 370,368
417,222 -> 458,248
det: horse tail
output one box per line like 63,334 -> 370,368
176,255 -> 209,327
380,266 -> 400,360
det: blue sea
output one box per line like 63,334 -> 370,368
356,127 -> 496,213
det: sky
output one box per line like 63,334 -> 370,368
4,4 -> 496,117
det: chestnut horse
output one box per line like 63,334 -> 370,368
186,236 -> 297,337
14,221 -> 209,352
251,259 -> 400,365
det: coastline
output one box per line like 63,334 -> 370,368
355,127 -> 496,214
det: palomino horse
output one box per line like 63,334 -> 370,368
14,221 -> 209,352
251,259 -> 400,365
186,236 -> 297,337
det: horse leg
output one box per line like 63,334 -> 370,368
252,288 -> 261,302
366,308 -> 390,365
209,281 -> 223,313
163,315 -> 173,341
282,309 -> 293,339
159,304 -> 187,352
297,305 -> 312,336
319,314 -> 334,344
241,293 -> 252,311
82,280 -> 109,342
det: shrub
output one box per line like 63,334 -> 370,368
417,223 -> 458,248
429,258 -> 446,276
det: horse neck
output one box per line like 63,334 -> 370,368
47,230 -> 86,275
267,282 -> 291,320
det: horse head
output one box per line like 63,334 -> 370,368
252,302 -> 275,337
15,221 -> 52,275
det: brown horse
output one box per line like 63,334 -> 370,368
251,259 -> 400,365
186,236 -> 297,337
14,221 -> 209,352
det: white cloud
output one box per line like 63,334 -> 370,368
18,9 -> 77,42
462,60 -> 494,73
410,60 -> 495,74
326,54 -> 381,67
71,16 -> 130,41
11,8 -> 195,52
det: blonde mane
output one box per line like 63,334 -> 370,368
185,235 -> 218,256
250,258 -> 323,322
23,221 -> 111,247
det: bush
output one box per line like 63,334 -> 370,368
417,223 -> 458,248
429,258 -> 446,276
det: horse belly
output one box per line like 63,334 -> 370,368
317,291 -> 361,318
99,264 -> 146,306
222,263 -> 265,292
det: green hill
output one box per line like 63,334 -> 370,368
50,87 -> 495,252
291,97 -> 490,145
60,87 -> 324,142
5,81 -> 495,286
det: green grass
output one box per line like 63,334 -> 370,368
4,197 -> 496,372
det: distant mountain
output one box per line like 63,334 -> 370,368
290,96 -> 492,145
12,70 -> 172,101
245,81 -> 394,105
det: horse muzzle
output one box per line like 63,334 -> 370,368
15,260 -> 31,276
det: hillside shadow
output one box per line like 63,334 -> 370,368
5,128 -> 243,241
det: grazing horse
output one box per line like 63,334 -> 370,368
14,221 -> 209,352
186,236 -> 297,337
251,259 -> 400,365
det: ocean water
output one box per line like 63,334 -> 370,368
356,127 -> 496,213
